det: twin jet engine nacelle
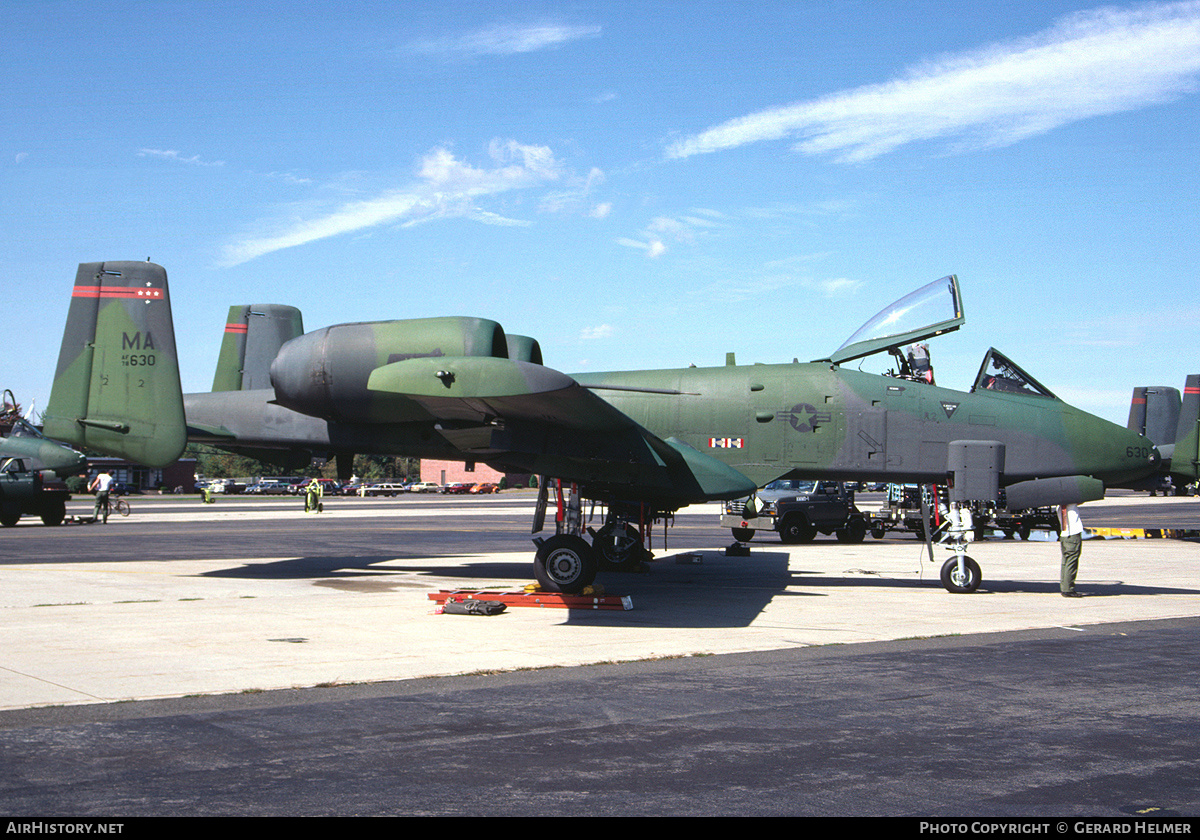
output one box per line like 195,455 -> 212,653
269,316 -> 541,423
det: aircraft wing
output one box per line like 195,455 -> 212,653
367,356 -> 757,504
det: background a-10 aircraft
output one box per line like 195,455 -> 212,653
42,262 -> 1191,593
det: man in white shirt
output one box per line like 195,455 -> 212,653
1059,503 -> 1084,598
88,470 -> 114,523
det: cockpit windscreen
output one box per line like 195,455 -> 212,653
970,348 -> 1057,399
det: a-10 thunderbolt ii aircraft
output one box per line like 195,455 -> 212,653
1,392 -> 86,526
44,262 -> 1173,593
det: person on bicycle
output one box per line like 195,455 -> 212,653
89,470 -> 114,523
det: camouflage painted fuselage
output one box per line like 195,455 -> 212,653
576,362 -> 1155,490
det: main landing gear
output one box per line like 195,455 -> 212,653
533,534 -> 598,594
531,479 -> 658,594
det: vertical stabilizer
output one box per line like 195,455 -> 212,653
44,262 -> 186,467
211,304 -> 304,391
1171,375 -> 1200,482
1127,386 -> 1181,445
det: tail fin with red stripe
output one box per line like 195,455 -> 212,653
1172,375 -> 1200,482
211,304 -> 304,392
44,261 -> 186,467
1126,385 -> 1181,446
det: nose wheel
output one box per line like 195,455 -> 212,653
940,555 -> 981,594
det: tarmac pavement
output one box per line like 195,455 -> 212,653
2,491 -> 1198,711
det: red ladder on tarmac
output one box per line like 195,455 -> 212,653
429,589 -> 633,611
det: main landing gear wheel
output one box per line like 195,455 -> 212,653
940,556 -> 981,594
594,522 -> 647,570
534,534 -> 599,594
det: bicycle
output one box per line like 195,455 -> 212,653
96,495 -> 130,523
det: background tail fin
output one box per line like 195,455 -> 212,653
211,304 -> 304,392
1126,386 -> 1181,445
1171,375 -> 1200,482
43,261 -> 186,468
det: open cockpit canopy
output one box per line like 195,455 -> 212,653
970,348 -> 1057,399
825,275 -> 964,365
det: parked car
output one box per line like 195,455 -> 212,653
365,483 -> 407,497
409,481 -> 441,493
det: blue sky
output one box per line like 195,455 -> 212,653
5,0 -> 1199,425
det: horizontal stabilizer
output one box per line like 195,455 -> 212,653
44,262 -> 186,468
1004,475 -> 1105,511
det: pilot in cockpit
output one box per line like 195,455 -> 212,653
906,342 -> 934,385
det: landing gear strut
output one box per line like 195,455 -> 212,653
530,478 -> 657,593
935,501 -> 983,594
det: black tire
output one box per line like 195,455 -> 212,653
940,556 -> 982,594
731,527 -> 755,543
40,499 -> 66,526
594,523 -> 646,569
0,511 -> 19,527
534,535 -> 598,594
870,523 -> 886,540
779,514 -> 817,544
836,517 -> 867,543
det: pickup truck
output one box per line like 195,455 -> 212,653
721,479 -> 866,543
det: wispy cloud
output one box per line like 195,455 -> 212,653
616,237 -> 666,257
221,140 -> 561,266
580,324 -> 613,340
538,166 -> 606,215
404,22 -> 600,58
616,209 -> 727,257
137,148 -> 225,167
264,171 -> 312,185
668,1 -> 1200,162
